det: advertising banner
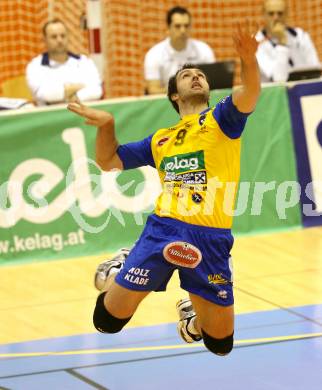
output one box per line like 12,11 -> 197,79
0,87 -> 301,264
288,81 -> 322,227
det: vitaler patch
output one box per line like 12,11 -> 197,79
163,241 -> 202,268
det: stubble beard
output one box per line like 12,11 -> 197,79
185,89 -> 209,106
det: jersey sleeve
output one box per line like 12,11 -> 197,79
213,95 -> 251,139
116,134 -> 156,169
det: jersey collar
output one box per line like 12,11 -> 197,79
179,107 -> 211,124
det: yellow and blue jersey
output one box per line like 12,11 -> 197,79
115,96 -> 251,303
117,95 -> 250,229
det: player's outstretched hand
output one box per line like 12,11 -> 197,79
232,20 -> 259,64
67,100 -> 114,127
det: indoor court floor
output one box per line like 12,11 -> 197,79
1,226 -> 322,389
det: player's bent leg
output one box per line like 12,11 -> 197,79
93,247 -> 150,334
93,282 -> 150,333
93,291 -> 131,333
202,329 -> 234,356
189,292 -> 234,356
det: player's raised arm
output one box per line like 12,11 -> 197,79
67,101 -> 123,171
232,20 -> 261,113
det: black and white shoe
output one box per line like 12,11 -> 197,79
94,248 -> 131,291
176,298 -> 202,343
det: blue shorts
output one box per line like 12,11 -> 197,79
115,214 -> 234,306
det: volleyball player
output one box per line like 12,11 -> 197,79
68,21 -> 261,356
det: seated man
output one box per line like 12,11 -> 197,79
144,6 -> 215,94
256,0 -> 320,82
26,19 -> 103,105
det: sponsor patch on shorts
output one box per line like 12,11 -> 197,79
163,241 -> 202,268
217,290 -> 228,300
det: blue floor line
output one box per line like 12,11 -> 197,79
1,303 -> 322,355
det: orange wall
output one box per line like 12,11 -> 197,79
0,0 -> 321,98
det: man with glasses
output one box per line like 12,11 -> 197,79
256,0 -> 320,82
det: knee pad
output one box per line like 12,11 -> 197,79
202,329 -> 234,356
93,292 -> 132,333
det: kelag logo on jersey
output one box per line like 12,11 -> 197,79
160,151 -> 207,184
160,150 -> 205,174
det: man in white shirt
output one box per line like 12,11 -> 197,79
144,6 -> 215,94
26,19 -> 103,105
256,0 -> 320,82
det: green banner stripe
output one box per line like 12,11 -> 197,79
0,87 -> 301,265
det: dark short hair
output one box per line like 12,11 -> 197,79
42,18 -> 67,36
166,6 -> 191,26
167,64 -> 209,114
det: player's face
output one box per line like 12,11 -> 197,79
44,23 -> 68,55
168,13 -> 191,45
264,0 -> 287,29
175,68 -> 210,101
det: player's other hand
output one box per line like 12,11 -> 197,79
67,101 -> 114,127
232,20 -> 259,64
